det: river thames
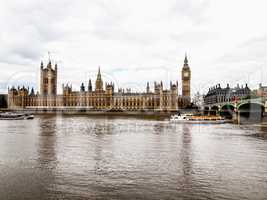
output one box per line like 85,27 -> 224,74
0,115 -> 267,200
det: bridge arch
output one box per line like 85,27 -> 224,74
238,102 -> 264,121
221,103 -> 235,108
237,102 -> 264,110
210,105 -> 219,116
220,104 -> 235,119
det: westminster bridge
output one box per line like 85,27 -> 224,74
204,97 -> 267,123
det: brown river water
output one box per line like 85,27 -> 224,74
0,115 -> 267,200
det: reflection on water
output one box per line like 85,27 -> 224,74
1,115 -> 267,200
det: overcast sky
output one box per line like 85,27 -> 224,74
0,0 -> 266,95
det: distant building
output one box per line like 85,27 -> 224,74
8,56 -> 192,111
204,84 -> 251,105
256,84 -> 267,99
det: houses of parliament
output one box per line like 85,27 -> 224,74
8,55 -> 191,112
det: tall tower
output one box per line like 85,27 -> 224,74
95,67 -> 103,92
40,60 -> 57,96
182,54 -> 191,98
88,79 -> 92,92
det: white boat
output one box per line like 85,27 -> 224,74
170,114 -> 232,124
0,112 -> 34,120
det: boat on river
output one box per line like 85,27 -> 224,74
0,112 -> 34,120
170,114 -> 232,124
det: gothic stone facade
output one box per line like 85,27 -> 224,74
8,57 -> 191,111
204,83 -> 251,105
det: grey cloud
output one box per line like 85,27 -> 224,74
92,27 -> 157,45
0,0 -> 73,65
90,4 -> 156,44
170,31 -> 218,45
0,0 -> 267,94
90,0 -> 211,45
169,0 -> 210,24
92,0 -> 129,21
216,35 -> 267,64
240,35 -> 267,47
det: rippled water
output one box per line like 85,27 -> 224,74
0,115 -> 267,200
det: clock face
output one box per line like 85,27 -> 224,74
184,72 -> 189,77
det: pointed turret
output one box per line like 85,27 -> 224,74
30,87 -> 35,96
95,66 -> 103,92
47,60 -> 52,69
146,82 -> 150,93
40,61 -> 44,70
183,53 -> 189,69
184,53 -> 188,64
88,79 -> 92,92
97,66 -> 101,80
80,83 -> 85,92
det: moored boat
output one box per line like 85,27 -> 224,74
0,112 -> 34,120
170,114 -> 232,124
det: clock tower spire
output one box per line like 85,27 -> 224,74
182,53 -> 191,99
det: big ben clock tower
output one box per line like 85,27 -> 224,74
182,54 -> 191,99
